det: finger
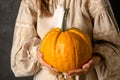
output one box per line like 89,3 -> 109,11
82,59 -> 94,69
67,69 -> 86,76
48,66 -> 58,72
37,51 -> 43,57
39,58 -> 58,72
82,63 -> 91,69
37,51 -> 58,72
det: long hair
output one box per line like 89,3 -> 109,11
37,0 -> 53,17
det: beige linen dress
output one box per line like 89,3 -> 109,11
11,0 -> 120,80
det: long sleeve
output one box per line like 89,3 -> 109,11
11,0 -> 41,77
88,0 -> 120,79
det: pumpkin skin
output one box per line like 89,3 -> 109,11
39,27 -> 92,72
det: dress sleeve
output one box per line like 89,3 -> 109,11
11,0 -> 41,77
88,0 -> 120,79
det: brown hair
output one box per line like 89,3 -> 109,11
38,0 -> 53,17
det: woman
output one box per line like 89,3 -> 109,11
11,0 -> 120,80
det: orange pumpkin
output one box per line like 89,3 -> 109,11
39,9 -> 92,72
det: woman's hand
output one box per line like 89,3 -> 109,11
67,55 -> 102,76
37,51 -> 58,72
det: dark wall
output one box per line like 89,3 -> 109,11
0,0 -> 119,80
0,0 -> 32,80
110,0 -> 120,26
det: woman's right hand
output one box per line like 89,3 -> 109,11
67,54 -> 102,76
37,51 -> 58,72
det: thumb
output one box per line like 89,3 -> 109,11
82,59 -> 94,69
37,51 -> 43,57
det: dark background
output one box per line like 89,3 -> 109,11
0,0 -> 119,80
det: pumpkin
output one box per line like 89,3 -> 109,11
39,9 -> 92,72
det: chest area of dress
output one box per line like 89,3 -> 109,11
37,16 -> 92,40
37,1 -> 92,39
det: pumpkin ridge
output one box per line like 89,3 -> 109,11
69,29 -> 92,54
65,31 -> 75,71
68,29 -> 92,67
54,31 -> 62,69
55,31 -> 71,71
68,31 -> 84,69
67,31 -> 77,69
40,30 -> 61,66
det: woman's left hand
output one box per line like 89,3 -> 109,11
37,51 -> 58,72
67,55 -> 102,76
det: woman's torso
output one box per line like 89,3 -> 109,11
35,0 -> 94,80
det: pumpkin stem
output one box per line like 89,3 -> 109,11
62,8 -> 69,32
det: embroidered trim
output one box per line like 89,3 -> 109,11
89,0 -> 109,17
16,21 -> 35,28
21,0 -> 38,12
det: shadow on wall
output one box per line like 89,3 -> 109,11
0,0 -> 119,80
